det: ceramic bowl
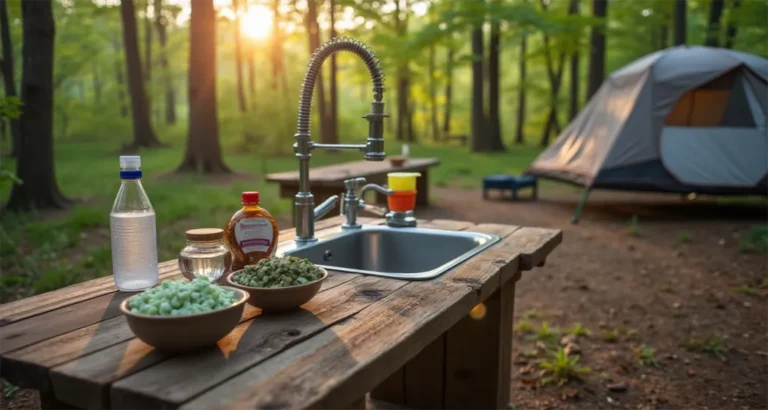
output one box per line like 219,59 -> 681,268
120,287 -> 248,352
389,156 -> 407,167
225,268 -> 328,312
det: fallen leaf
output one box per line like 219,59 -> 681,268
565,343 -> 582,356
561,387 -> 581,401
607,382 -> 628,392
688,368 -> 696,376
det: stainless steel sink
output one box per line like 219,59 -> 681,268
278,225 -> 501,280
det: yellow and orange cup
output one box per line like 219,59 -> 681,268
387,172 -> 421,212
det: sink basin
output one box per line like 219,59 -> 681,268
278,225 -> 501,280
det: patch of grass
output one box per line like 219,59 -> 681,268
514,319 -> 534,335
522,308 -> 539,320
761,277 -> 768,289
627,215 -> 640,236
538,348 -> 591,386
684,334 -> 727,360
633,344 -> 661,367
529,321 -> 560,346
739,225 -> 768,253
733,285 -> 761,296
80,246 -> 112,273
3,383 -> 19,399
601,329 -> 619,343
521,348 -> 539,358
32,264 -> 80,294
566,323 -> 591,338
678,231 -> 692,243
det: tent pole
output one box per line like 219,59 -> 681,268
571,189 -> 592,224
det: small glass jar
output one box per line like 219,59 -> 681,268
178,228 -> 232,282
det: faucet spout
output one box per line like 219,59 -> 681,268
293,37 -> 386,245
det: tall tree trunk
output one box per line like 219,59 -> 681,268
428,45 -> 439,141
724,0 -> 740,49
233,0 -> 247,112
247,44 -> 256,101
177,0 -> 229,173
270,0 -> 283,90
541,1 -> 565,147
154,0 -> 175,124
113,36 -> 129,118
705,0 -> 724,47
0,0 -> 21,158
568,0 -> 580,121
306,0 -> 329,144
394,0 -> 409,142
92,60 -> 102,104
470,23 -> 486,152
487,8 -> 505,151
587,0 -> 607,100
674,0 -> 687,46
328,0 -> 338,144
5,0 -> 69,212
407,102 -> 415,142
515,33 -> 527,145
144,0 -> 152,116
120,0 -> 161,148
442,47 -> 454,139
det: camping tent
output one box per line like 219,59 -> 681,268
527,46 -> 768,222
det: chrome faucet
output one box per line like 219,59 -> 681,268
340,177 -> 417,229
293,38 -> 387,245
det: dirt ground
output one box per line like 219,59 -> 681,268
2,188 -> 766,410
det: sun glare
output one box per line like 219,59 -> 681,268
240,5 -> 273,41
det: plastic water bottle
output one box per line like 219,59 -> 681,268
110,156 -> 159,291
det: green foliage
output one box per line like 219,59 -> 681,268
538,348 -> 591,386
739,225 -> 768,254
522,308 -> 539,320
685,334 -> 727,360
633,344 -> 660,367
678,231 -> 692,244
3,383 -> 19,399
601,329 -> 619,343
566,323 -> 591,338
733,285 -> 761,296
529,321 -> 560,346
514,319 -> 534,335
627,215 -> 640,236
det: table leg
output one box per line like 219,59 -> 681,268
416,169 -> 429,205
443,278 -> 517,409
40,391 -> 79,410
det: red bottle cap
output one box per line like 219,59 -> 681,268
241,191 -> 260,204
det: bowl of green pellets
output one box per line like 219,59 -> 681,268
120,278 -> 248,351
226,256 -> 328,312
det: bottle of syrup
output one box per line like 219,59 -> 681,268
224,192 -> 279,270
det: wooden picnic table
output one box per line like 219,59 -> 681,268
266,157 -> 440,207
0,216 -> 561,410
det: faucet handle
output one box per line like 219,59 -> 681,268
343,177 -> 366,192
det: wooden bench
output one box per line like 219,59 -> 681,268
0,216 -> 561,410
266,157 -> 440,208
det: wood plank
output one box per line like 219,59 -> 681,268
45,270 -> 361,409
266,158 -> 440,185
403,335 -> 445,409
444,279 -> 516,410
504,227 -> 563,270
367,397 -> 408,410
3,269 -> 360,391
181,279 -> 477,410
446,224 -> 521,301
417,219 -> 474,231
108,275 -> 408,409
0,260 -> 178,326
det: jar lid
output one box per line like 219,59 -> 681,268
185,228 -> 224,241
242,191 -> 259,203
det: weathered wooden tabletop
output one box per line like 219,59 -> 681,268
0,216 -> 561,410
265,158 -> 439,187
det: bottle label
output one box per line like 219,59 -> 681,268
234,218 -> 274,254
